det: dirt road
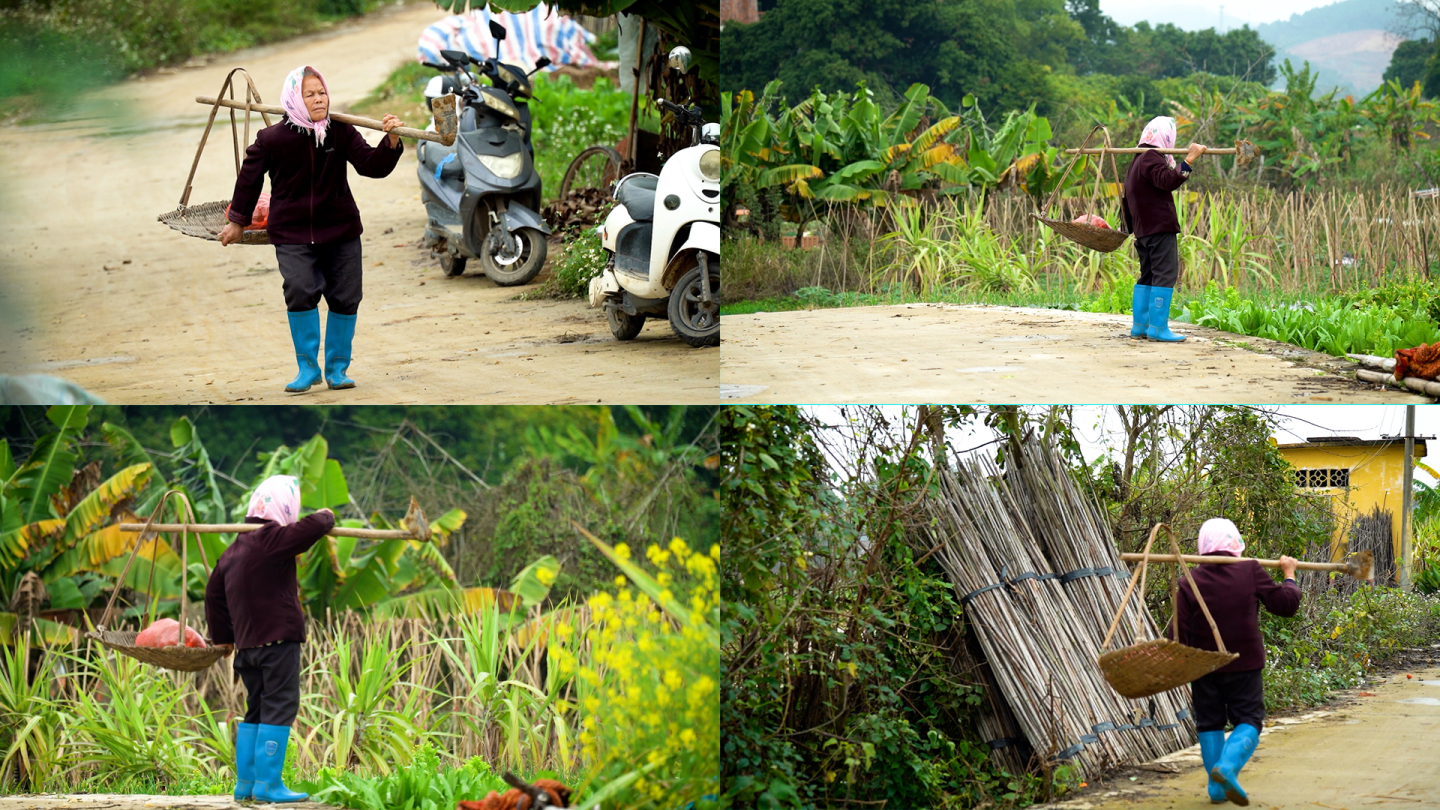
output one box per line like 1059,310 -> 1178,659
0,3 -> 716,404
720,305 -> 1429,404
1041,658 -> 1440,810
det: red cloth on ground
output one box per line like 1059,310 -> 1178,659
456,779 -> 572,810
134,618 -> 207,648
1395,342 -> 1440,381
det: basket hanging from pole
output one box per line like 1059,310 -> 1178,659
1097,523 -> 1238,699
1031,125 -> 1131,253
85,491 -> 234,672
157,68 -> 272,246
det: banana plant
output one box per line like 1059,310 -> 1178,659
0,406 -> 164,644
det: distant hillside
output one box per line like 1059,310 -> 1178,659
1255,0 -> 1406,50
1255,0 -> 1411,95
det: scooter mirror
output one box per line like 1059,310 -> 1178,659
489,20 -> 507,40
535,56 -> 552,70
667,46 -> 693,73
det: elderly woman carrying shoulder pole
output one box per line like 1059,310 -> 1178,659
1123,116 -> 1207,342
218,66 -> 406,394
205,476 -> 336,803
1165,519 -> 1301,806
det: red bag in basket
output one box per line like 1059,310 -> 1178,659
1071,213 -> 1110,229
134,618 -> 207,648
225,193 -> 270,231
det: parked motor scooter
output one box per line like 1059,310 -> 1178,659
590,48 -> 720,347
416,20 -> 551,286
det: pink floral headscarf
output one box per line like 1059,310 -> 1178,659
1138,115 -> 1178,169
281,65 -> 331,147
247,475 -> 302,526
1198,518 -> 1245,556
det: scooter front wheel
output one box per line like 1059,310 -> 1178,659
606,307 -> 645,341
668,262 -> 720,348
481,227 -> 547,287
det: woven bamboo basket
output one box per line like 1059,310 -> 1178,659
1033,125 -> 1132,254
1098,523 -> 1238,699
1030,213 -> 1128,253
85,491 -> 233,672
158,200 -> 269,245
159,68 -> 272,246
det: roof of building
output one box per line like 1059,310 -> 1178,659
1275,436 -> 1432,453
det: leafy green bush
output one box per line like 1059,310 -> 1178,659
1261,586 -> 1440,711
547,214 -> 612,298
303,744 -> 516,810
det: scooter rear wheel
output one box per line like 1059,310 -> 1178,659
481,227 -> 547,287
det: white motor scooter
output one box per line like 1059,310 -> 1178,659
590,49 -> 720,347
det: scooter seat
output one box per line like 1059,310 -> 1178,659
617,175 -> 658,222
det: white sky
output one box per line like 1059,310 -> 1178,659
1101,0 -> 1346,29
806,405 -> 1439,486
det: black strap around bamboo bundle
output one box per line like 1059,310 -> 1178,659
960,564 -> 1127,605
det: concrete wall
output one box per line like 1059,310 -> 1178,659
1278,442 -> 1428,562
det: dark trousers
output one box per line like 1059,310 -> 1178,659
1136,232 -> 1180,289
1192,668 -> 1265,733
275,238 -> 363,315
235,640 -> 302,726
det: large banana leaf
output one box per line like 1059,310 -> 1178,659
32,463 -> 151,575
101,422 -> 169,517
509,555 -> 560,608
43,521 -> 137,580
0,614 -> 75,645
0,439 -> 13,483
371,586 -> 520,620
98,538 -> 182,599
9,405 -> 89,526
0,520 -> 64,571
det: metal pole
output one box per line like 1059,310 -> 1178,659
1400,405 -> 1416,590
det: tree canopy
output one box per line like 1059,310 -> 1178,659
721,0 -> 1276,112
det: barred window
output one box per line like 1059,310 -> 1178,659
1295,468 -> 1349,489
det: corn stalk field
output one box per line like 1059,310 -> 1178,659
810,190 -> 1440,297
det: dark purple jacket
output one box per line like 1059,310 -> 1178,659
1122,145 -> 1190,238
204,511 -> 334,649
1164,550 -> 1301,673
228,117 -> 403,245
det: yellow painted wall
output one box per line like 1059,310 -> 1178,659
1277,442 -> 1428,562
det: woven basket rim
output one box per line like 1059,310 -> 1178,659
1099,637 -> 1238,698
1032,212 -> 1129,253
158,199 -> 269,245
85,628 -> 233,672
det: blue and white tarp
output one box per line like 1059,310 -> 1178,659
417,4 -> 600,72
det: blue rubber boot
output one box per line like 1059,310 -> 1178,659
1198,730 -> 1227,804
284,310 -> 324,393
252,723 -> 308,803
1131,283 -> 1152,337
234,722 -> 257,801
324,311 -> 357,390
1145,286 -> 1187,342
1210,723 -> 1260,806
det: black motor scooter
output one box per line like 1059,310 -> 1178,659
417,21 -> 550,286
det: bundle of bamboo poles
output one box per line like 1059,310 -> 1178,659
920,439 -> 1194,780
